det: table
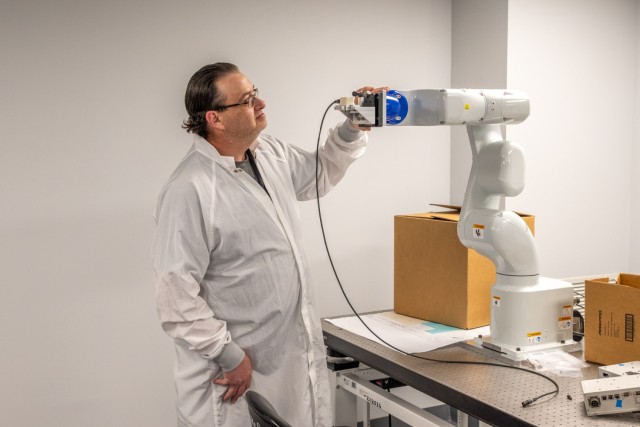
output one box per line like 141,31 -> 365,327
322,318 -> 640,426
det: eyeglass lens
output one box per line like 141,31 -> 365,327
248,89 -> 258,108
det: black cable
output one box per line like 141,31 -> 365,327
384,381 -> 393,427
314,99 -> 559,408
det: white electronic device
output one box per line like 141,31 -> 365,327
582,377 -> 640,416
599,361 -> 640,378
338,89 -> 576,359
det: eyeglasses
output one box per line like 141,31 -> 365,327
213,88 -> 259,111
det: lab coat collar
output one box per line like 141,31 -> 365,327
193,135 -> 261,167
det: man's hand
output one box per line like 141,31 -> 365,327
350,86 -> 390,131
213,354 -> 252,404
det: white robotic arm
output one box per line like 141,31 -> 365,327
338,89 -> 575,358
460,123 -> 539,277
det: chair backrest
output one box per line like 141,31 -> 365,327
245,390 -> 293,427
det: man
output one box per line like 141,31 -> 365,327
152,62 -> 379,426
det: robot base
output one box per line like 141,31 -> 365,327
470,275 -> 579,361
470,334 -> 581,361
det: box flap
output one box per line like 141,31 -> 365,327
396,211 -> 461,222
398,203 -> 533,224
585,277 -> 611,285
430,212 -> 461,222
397,212 -> 438,219
429,203 -> 534,219
618,273 -> 640,290
430,203 -> 461,211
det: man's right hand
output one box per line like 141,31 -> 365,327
350,86 -> 390,131
213,354 -> 253,404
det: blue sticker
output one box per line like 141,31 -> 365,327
616,399 -> 623,408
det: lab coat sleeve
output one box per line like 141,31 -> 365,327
152,176 -> 245,372
284,119 -> 367,201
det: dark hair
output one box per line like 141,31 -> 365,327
182,62 -> 239,139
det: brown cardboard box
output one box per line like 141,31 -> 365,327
585,274 -> 640,365
394,206 -> 535,329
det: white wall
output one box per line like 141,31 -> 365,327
0,1 -> 451,426
505,0 -> 638,278
632,2 -> 640,272
450,0 -> 508,203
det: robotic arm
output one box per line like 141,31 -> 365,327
338,89 -> 575,358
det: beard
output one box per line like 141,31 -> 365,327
226,117 -> 266,145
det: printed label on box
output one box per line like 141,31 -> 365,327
626,314 -> 635,342
598,310 -> 620,338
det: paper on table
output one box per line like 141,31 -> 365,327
325,311 -> 490,354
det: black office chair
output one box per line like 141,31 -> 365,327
246,390 -> 292,427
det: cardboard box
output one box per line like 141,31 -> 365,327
585,274 -> 640,365
394,206 -> 535,329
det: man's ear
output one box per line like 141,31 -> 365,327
206,110 -> 224,130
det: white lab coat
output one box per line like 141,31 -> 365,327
152,123 -> 366,427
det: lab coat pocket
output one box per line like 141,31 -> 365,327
209,363 -> 225,425
211,382 -> 226,425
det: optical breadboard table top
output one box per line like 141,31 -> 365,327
322,318 -> 640,426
